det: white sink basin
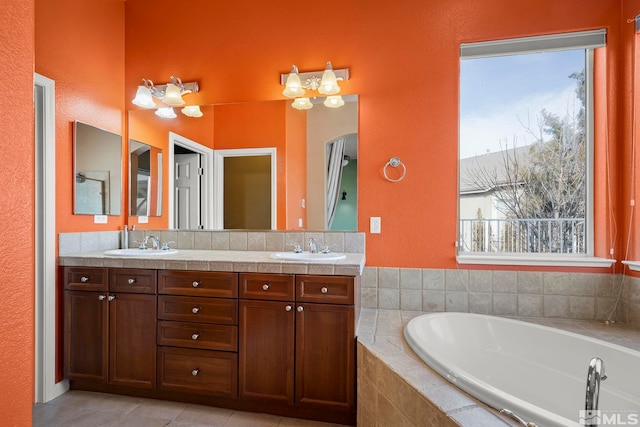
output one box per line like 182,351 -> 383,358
104,248 -> 179,257
270,252 -> 346,261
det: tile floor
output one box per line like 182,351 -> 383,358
32,390 -> 345,427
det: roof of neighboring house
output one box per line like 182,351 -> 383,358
459,145 -> 531,194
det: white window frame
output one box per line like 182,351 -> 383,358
456,30 -> 614,268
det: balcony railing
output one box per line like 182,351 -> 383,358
459,218 -> 586,254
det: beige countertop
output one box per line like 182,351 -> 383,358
59,249 -> 365,276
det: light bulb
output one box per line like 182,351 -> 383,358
324,95 -> 344,108
283,65 -> 306,98
181,105 -> 203,117
318,62 -> 340,95
155,107 -> 177,118
132,85 -> 156,108
163,83 -> 185,106
292,97 -> 313,110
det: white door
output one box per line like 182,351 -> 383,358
175,153 -> 201,229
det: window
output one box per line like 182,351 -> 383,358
457,30 -> 607,265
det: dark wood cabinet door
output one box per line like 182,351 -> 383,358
64,290 -> 108,382
109,293 -> 157,389
295,303 -> 355,411
238,299 -> 295,403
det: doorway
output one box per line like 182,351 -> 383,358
34,73 -> 68,402
213,148 -> 276,230
168,132 -> 213,229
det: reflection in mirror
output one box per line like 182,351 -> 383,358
130,140 -> 163,216
74,121 -> 122,215
127,96 -> 357,230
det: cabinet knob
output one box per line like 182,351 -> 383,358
191,333 -> 200,340
80,276 -> 89,283
192,281 -> 200,288
98,295 -> 106,301
108,295 -> 116,301
285,305 -> 292,312
321,286 -> 329,294
191,369 -> 200,376
128,278 -> 136,285
297,306 -> 304,312
192,307 -> 200,314
262,283 -> 270,291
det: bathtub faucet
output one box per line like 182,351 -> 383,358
585,357 -> 607,426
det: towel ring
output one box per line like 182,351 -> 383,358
383,157 -> 406,182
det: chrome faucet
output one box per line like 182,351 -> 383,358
585,357 -> 607,426
309,238 -> 319,253
143,235 -> 161,250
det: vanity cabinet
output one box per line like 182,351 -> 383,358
64,267 -> 157,389
157,270 -> 239,398
238,273 -> 358,416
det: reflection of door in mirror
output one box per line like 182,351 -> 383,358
74,121 -> 122,215
224,155 -> 272,229
175,149 -> 201,229
129,140 -> 163,217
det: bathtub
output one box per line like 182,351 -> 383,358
404,313 -> 640,427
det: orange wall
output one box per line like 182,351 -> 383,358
36,0 -> 125,236
1,1 -> 35,424
622,0 -> 640,272
125,0 -> 628,269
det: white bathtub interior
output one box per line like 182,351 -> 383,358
404,312 -> 640,427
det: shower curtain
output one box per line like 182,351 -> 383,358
326,137 -> 346,229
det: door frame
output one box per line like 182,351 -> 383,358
168,132 -> 214,229
213,148 -> 277,230
34,73 -> 68,402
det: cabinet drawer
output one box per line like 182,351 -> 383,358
110,268 -> 157,294
296,275 -> 356,305
158,270 -> 238,297
158,295 -> 238,324
239,273 -> 294,301
158,320 -> 238,352
64,267 -> 108,291
158,346 -> 237,398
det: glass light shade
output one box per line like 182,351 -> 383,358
132,85 -> 156,108
318,64 -> 340,95
155,107 -> 177,119
283,73 -> 306,98
292,97 -> 313,110
181,105 -> 203,117
324,95 -> 345,108
163,83 -> 185,106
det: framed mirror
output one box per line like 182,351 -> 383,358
73,121 -> 122,215
129,140 -> 163,216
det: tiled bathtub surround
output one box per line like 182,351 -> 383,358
361,267 -> 626,323
357,309 -> 640,426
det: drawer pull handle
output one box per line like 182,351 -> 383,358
262,283 -> 270,291
192,281 -> 200,288
285,305 -> 292,312
191,333 -> 200,340
321,286 -> 329,294
192,307 -> 200,314
98,295 -> 106,301
80,276 -> 90,283
191,369 -> 200,376
297,306 -> 304,312
128,278 -> 136,285
108,295 -> 116,301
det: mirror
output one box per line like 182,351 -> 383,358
74,121 -> 122,215
127,96 -> 357,230
129,140 -> 163,216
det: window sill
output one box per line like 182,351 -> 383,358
456,254 -> 616,268
622,261 -> 640,272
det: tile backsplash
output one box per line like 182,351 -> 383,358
58,230 -> 640,328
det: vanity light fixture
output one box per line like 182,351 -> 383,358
181,105 -> 203,117
281,62 -> 349,109
155,107 -> 177,119
132,76 -> 199,108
